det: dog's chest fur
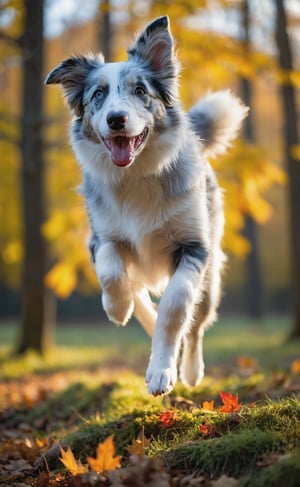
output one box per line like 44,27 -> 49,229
83,167 -> 207,292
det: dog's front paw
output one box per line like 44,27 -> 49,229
145,363 -> 177,396
102,292 -> 134,326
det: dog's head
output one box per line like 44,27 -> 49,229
46,16 -> 180,169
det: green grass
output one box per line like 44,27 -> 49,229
0,316 -> 300,486
0,315 -> 298,378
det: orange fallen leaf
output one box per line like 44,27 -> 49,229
87,434 -> 121,473
127,427 -> 151,456
159,409 -> 178,428
199,419 -> 216,436
201,400 -> 215,412
60,446 -> 88,475
237,356 -> 257,370
291,358 -> 300,374
219,391 -> 242,413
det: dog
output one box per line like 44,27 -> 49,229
45,15 -> 248,396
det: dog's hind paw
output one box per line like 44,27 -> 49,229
102,292 -> 134,326
145,365 -> 177,396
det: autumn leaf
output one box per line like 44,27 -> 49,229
291,358 -> 300,374
201,400 -> 215,412
159,409 -> 178,428
127,427 -> 151,456
59,446 -> 88,475
237,356 -> 257,370
87,434 -> 121,473
219,391 -> 242,413
199,419 -> 216,437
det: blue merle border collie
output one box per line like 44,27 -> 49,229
46,16 -> 248,395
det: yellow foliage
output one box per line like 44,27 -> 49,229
0,0 -> 289,297
42,211 -> 66,240
45,262 -> 77,299
290,145 -> 300,161
276,68 -> 300,87
2,240 -> 23,264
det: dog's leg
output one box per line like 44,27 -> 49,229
179,296 -> 213,387
145,242 -> 208,395
133,288 -> 157,337
180,249 -> 224,387
95,242 -> 134,326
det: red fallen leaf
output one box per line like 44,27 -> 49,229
199,419 -> 216,436
159,409 -> 178,428
219,391 -> 242,413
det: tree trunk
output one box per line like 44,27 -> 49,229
99,0 -> 112,61
240,0 -> 264,320
16,0 -> 48,354
275,0 -> 300,338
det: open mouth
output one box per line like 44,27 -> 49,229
102,128 -> 149,167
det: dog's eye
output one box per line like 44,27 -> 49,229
94,89 -> 104,101
135,86 -> 146,97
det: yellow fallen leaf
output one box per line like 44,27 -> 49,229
201,400 -> 215,412
59,446 -> 88,475
87,434 -> 121,473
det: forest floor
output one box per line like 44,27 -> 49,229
0,317 -> 300,486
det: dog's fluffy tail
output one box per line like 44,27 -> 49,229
188,90 -> 248,157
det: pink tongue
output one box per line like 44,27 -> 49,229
110,137 -> 134,167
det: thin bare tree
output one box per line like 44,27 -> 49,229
17,0 -> 48,353
275,0 -> 300,338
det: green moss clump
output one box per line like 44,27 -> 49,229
163,428 -> 285,478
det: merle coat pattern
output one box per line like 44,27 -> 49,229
46,16 -> 248,395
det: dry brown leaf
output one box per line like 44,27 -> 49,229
127,427 -> 151,456
209,474 -> 239,486
113,456 -> 170,487
87,434 -> 121,473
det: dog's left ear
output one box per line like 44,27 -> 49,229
128,16 -> 179,104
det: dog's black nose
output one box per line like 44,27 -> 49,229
107,111 -> 128,131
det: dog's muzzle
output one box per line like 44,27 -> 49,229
102,127 -> 149,167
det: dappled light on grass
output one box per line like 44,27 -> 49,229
0,318 -> 300,484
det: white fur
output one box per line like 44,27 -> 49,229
189,90 -> 249,157
46,16 -> 247,396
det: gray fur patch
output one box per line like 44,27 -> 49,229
81,172 -> 103,208
189,109 -> 212,145
161,149 -> 202,198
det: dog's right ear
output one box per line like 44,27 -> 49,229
45,54 -> 104,116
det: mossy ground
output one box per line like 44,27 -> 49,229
0,317 -> 299,485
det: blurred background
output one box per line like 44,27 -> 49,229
0,0 -> 300,354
